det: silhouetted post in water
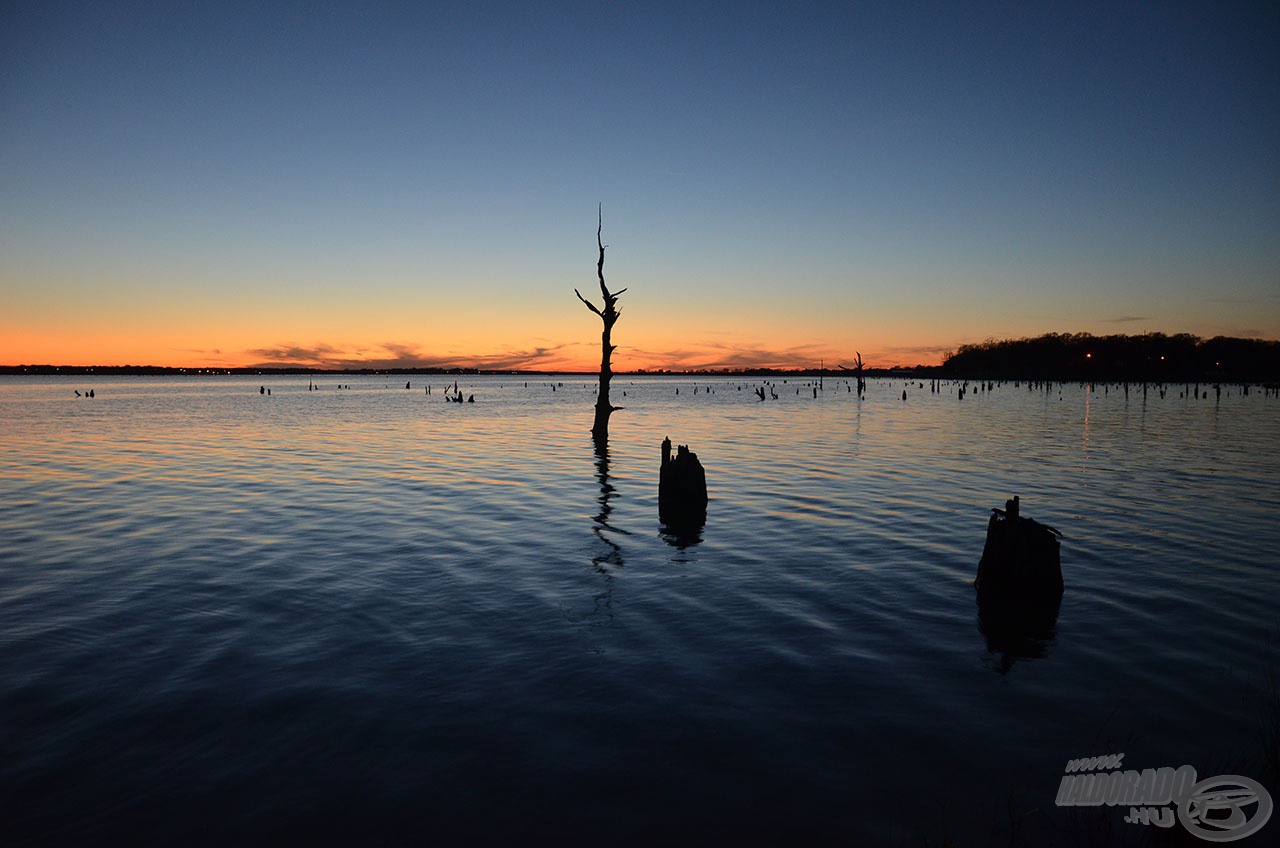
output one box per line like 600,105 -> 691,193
974,496 -> 1064,604
574,205 -> 625,442
659,436 -> 708,528
973,497 -> 1064,671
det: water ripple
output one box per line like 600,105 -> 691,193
2,375 -> 1277,843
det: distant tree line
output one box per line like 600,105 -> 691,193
941,333 -> 1280,382
0,365 -> 546,376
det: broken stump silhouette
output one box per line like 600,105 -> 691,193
973,496 -> 1064,672
974,496 -> 1064,603
659,437 -> 708,531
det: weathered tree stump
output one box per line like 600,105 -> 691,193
973,496 -> 1064,604
659,436 -> 708,528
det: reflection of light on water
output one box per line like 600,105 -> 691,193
1080,385 -> 1091,477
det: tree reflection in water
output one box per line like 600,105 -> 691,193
562,438 -> 629,642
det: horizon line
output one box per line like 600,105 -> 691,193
0,364 -> 934,376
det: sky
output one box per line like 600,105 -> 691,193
2,1 -> 1277,371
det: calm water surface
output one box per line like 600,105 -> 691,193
2,375 -> 1277,844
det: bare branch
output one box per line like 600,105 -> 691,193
597,204 -> 611,301
575,288 -> 603,316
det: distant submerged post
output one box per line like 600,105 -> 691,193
574,205 -> 626,442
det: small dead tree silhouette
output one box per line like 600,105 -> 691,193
575,206 -> 625,442
839,352 -> 866,397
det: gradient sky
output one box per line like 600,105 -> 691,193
3,1 -> 1277,370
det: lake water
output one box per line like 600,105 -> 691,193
2,374 -> 1277,844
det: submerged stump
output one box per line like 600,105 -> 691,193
659,437 -> 708,529
974,496 -> 1064,604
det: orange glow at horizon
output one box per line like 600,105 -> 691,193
0,320 -> 956,372
11,278 -> 1262,373
1,288 -> 970,371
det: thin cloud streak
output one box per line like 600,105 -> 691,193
247,341 -> 584,371
622,341 -> 837,371
244,337 -> 964,372
1203,294 -> 1280,304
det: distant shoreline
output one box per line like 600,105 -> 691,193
0,364 -> 924,378
4,333 -> 1277,382
1,365 -> 1273,384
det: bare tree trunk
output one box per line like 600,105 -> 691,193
575,206 -> 626,442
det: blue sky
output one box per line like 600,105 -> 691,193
2,1 -> 1277,369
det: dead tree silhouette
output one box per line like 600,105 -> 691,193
574,205 -> 625,442
839,352 -> 867,397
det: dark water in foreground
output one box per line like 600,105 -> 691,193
2,375 -> 1277,844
